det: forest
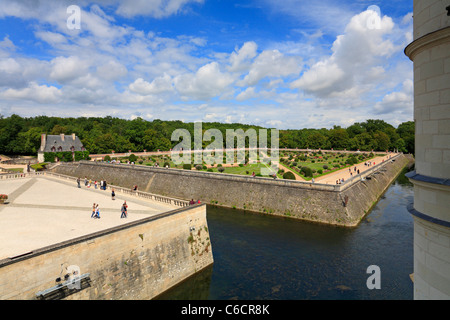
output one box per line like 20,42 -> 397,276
0,114 -> 414,156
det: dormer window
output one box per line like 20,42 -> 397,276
51,146 -> 56,152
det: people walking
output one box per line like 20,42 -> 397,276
91,203 -> 96,218
111,188 -> 115,200
77,177 -> 81,188
94,204 -> 100,218
121,201 -> 128,218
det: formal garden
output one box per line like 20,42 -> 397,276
101,149 -> 381,181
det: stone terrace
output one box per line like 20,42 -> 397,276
0,175 -> 180,260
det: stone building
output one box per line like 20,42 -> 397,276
404,0 -> 450,299
37,133 -> 85,162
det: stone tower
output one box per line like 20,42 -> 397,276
404,0 -> 450,299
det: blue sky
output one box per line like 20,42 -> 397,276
0,0 -> 413,129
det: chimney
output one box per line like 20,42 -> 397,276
60,133 -> 65,141
72,133 -> 76,141
40,134 -> 46,151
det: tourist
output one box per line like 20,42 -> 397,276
84,177 -> 88,186
111,188 -> 115,200
104,180 -> 107,190
94,181 -> 98,189
189,199 -> 195,205
121,201 -> 128,218
77,177 -> 81,188
91,203 -> 96,218
95,204 -> 100,218
133,185 -> 138,191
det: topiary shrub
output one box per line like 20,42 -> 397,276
283,171 -> 296,180
300,166 -> 313,177
183,163 -> 192,170
218,166 -> 225,173
128,154 -> 138,163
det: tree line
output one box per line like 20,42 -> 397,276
0,114 -> 414,156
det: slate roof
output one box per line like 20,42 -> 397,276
42,134 -> 85,152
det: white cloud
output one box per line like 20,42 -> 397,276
1,82 -> 62,104
174,62 -> 234,100
291,9 -> 399,97
238,49 -> 302,86
114,0 -> 204,18
228,41 -> 258,73
35,31 -> 68,46
374,79 -> 413,115
96,60 -> 128,81
129,74 -> 174,95
49,56 -> 91,84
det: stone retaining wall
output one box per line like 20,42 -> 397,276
52,154 -> 413,227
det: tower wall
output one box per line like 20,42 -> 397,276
405,0 -> 450,299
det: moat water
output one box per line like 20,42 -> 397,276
157,169 -> 414,300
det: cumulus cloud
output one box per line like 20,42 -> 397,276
228,41 -> 258,73
238,49 -> 302,86
174,62 -> 234,100
129,74 -> 174,95
373,79 -> 413,115
291,9 -> 397,97
96,60 -> 128,81
1,82 -> 62,104
49,56 -> 91,84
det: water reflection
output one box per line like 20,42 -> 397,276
156,171 -> 414,300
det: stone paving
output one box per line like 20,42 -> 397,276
0,175 -> 178,260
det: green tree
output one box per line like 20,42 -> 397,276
328,127 -> 349,150
373,131 -> 390,151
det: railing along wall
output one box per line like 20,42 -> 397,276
42,171 -> 190,208
0,172 -> 45,180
